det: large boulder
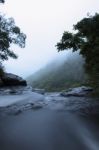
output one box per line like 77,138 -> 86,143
60,86 -> 93,97
1,73 -> 27,86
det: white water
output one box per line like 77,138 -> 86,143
0,92 -> 44,107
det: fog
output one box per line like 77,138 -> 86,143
0,0 -> 99,77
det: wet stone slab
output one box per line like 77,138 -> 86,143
0,92 -> 99,117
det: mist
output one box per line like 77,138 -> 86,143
1,1 -> 99,149
0,0 -> 99,77
27,51 -> 87,91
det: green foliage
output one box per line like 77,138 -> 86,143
56,13 -> 99,89
0,0 -> 26,62
56,32 -> 84,52
0,0 -> 26,81
0,15 -> 26,61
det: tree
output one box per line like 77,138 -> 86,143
0,0 -> 26,61
56,13 -> 99,88
0,0 -> 26,77
0,15 -> 26,61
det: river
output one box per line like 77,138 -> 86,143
0,87 -> 99,150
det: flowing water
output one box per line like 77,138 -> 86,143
0,87 -> 99,150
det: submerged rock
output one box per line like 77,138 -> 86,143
1,73 -> 27,86
60,86 -> 93,97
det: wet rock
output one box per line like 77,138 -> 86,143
9,90 -> 17,94
60,86 -> 93,97
0,78 -> 3,86
14,109 -> 22,115
32,104 -> 43,110
0,86 -> 32,95
32,88 -> 45,95
30,103 -> 34,106
2,73 -> 27,86
0,88 -> 11,95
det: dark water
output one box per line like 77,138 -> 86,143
0,109 -> 99,150
0,89 -> 99,150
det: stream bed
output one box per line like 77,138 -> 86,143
0,87 -> 99,150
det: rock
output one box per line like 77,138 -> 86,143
32,104 -> 43,110
32,88 -> 45,95
0,85 -> 32,95
0,78 -> 3,86
1,73 -> 27,86
60,86 -> 93,97
9,90 -> 17,94
14,110 -> 22,115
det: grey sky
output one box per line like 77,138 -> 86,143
0,0 -> 99,77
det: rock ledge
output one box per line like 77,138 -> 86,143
1,73 -> 27,86
60,86 -> 93,97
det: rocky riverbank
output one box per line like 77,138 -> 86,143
0,85 -> 99,117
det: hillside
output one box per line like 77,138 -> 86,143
27,52 -> 87,91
